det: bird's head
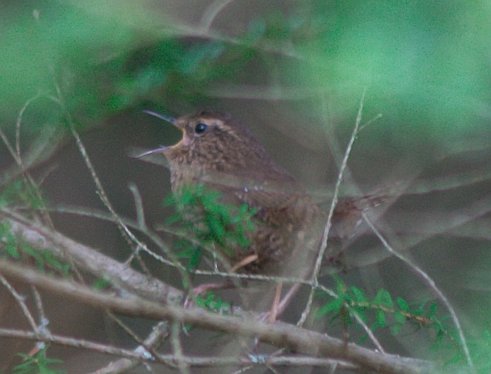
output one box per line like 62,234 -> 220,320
139,110 -> 269,173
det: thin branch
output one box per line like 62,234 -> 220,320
363,213 -> 474,371
90,321 -> 169,374
31,285 -> 49,338
3,203 -> 409,355
0,128 -> 19,164
0,275 -> 38,333
0,259 -> 434,374
128,183 -> 146,229
0,327 -> 367,371
0,327 -> 153,362
43,204 -> 177,268
201,0 -> 236,32
15,92 -> 45,162
316,284 -> 385,353
0,208 -> 182,304
67,123 -> 193,291
298,89 -> 366,326
0,124 -> 64,189
171,321 -> 190,374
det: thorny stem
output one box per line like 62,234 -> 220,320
298,89 -> 366,327
363,213 -> 474,371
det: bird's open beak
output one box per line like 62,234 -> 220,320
142,110 -> 177,126
135,110 -> 178,158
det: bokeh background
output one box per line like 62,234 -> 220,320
1,0 -> 490,372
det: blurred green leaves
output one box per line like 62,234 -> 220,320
316,277 -> 452,348
14,346 -> 64,374
0,0 -> 258,125
1,0 -> 489,150
300,1 -> 491,135
0,2 -> 134,109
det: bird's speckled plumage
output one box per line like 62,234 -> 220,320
151,110 -> 323,277
144,110 -> 382,277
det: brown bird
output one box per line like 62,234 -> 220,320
139,110 -> 386,319
139,110 -> 389,311
139,110 -> 327,281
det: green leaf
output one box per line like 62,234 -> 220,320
374,289 -> 393,308
375,309 -> 387,328
5,241 -> 20,259
164,184 -> 257,263
14,347 -> 64,374
335,278 -> 347,295
394,311 -> 406,325
353,308 -> 367,323
92,278 -> 111,290
41,251 -> 70,276
428,303 -> 438,318
390,324 -> 402,335
350,286 -> 367,303
21,245 -> 45,270
187,247 -> 203,271
396,297 -> 410,311
316,297 -> 344,317
195,292 -> 231,314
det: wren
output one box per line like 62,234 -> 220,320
140,110 -> 378,279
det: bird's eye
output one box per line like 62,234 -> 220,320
194,122 -> 208,134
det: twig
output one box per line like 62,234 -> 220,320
201,0 -> 236,32
0,275 -> 38,333
128,183 -> 146,229
67,122 -> 193,292
0,327 -> 366,371
363,213 -> 474,371
0,208 -> 182,304
171,321 -> 190,374
90,322 -> 170,374
31,285 -> 50,352
298,89 -> 366,326
0,259 -> 434,374
43,204 -> 177,268
316,284 -> 385,353
0,327 -> 153,362
15,92 -> 45,162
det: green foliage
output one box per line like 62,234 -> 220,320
0,221 -> 20,259
300,1 -> 491,141
0,180 -> 71,275
316,277 -> 450,341
0,180 -> 45,209
173,239 -> 204,273
316,279 -> 484,367
91,277 -> 111,290
164,184 -> 256,271
466,330 -> 491,373
0,1 -> 265,128
0,221 -> 70,276
431,329 -> 491,372
195,291 -> 231,314
14,347 -> 64,374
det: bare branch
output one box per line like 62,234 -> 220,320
363,213 -> 474,370
298,89 -> 366,326
0,260 -> 433,374
0,275 -> 38,333
0,208 -> 182,304
91,321 -> 170,374
0,327 -> 365,371
201,0 -> 236,32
